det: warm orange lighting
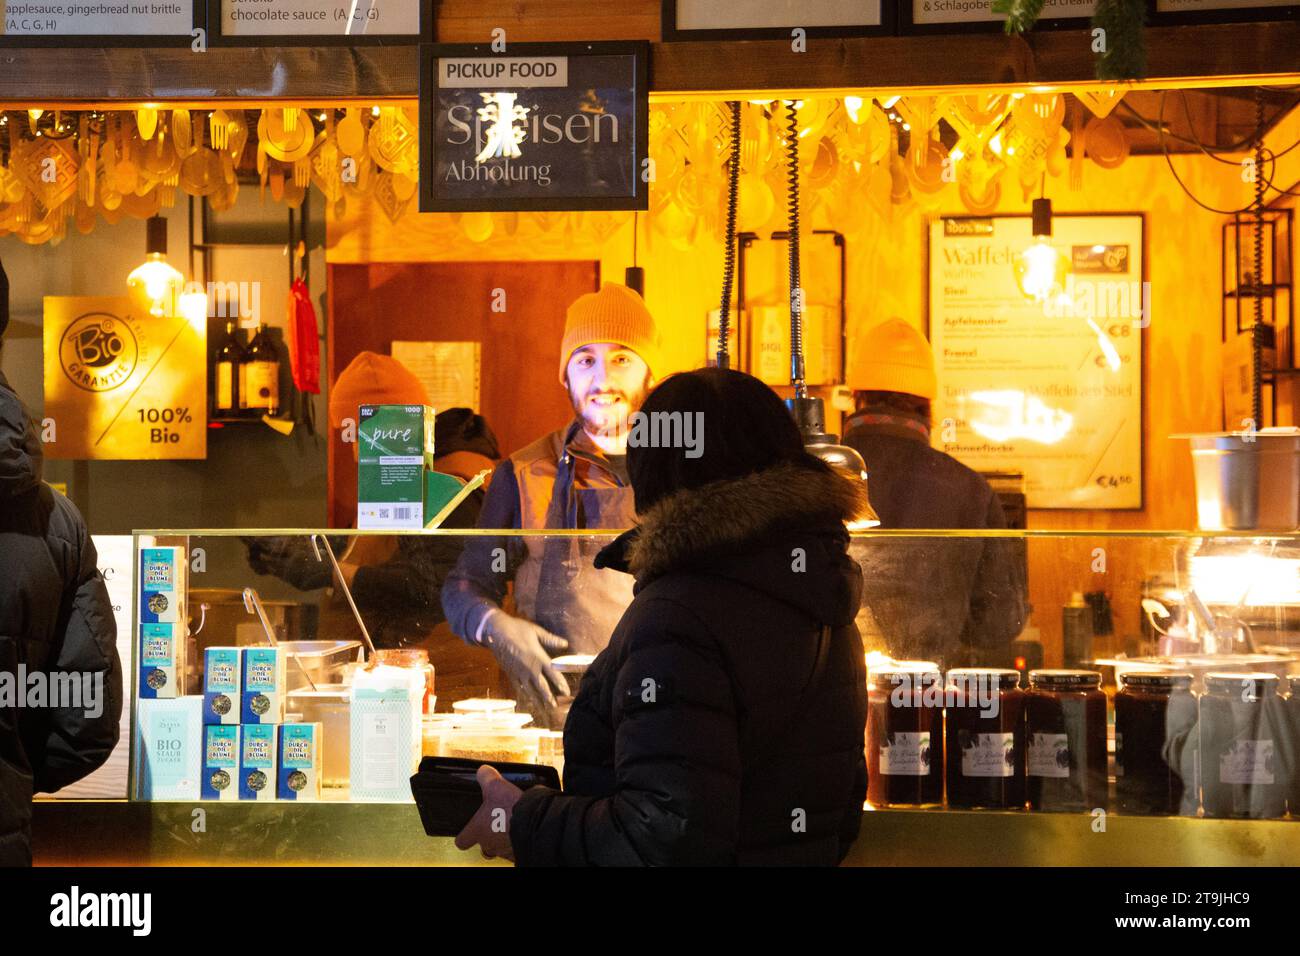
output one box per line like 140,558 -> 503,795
1014,240 -> 1067,303
127,255 -> 184,318
178,290 -> 209,330
968,390 -> 1074,445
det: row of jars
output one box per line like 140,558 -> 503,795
867,665 -> 1299,818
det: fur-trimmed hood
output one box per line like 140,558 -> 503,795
595,461 -> 869,627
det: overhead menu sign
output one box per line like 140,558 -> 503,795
217,0 -> 419,39
928,215 -> 1145,510
0,0 -> 196,38
419,41 -> 649,212
904,0 -> 1092,29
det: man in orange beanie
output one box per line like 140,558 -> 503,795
443,283 -> 660,727
842,319 -> 1024,668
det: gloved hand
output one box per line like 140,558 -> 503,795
242,535 -> 334,591
481,611 -> 570,711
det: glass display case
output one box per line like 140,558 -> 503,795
77,527 -> 1300,865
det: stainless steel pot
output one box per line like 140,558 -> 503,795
1181,430 -> 1300,531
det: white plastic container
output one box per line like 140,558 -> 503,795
349,664 -> 424,801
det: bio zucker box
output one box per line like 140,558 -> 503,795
357,404 -> 435,529
136,697 -> 202,800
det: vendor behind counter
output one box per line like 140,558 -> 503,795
842,320 -> 1026,668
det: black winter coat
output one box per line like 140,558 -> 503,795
0,371 -> 122,866
509,461 -> 870,866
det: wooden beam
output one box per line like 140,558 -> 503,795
0,23 -> 1297,104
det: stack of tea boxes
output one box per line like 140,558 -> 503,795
135,546 -> 323,801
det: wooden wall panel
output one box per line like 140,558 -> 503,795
326,260 -> 598,528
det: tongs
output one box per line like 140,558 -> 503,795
310,534 -> 377,661
242,587 -> 318,691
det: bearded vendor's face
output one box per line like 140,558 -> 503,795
565,343 -> 652,440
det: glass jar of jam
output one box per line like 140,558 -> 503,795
1199,672 -> 1287,819
1114,672 -> 1197,816
373,648 -> 436,715
866,666 -> 943,806
1288,676 -> 1300,816
944,668 -> 1025,809
1025,670 -> 1108,813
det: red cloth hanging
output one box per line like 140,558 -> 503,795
285,278 -> 321,394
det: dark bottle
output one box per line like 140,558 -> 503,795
1115,672 -> 1197,816
866,666 -> 943,807
1199,672 -> 1287,819
240,324 -> 280,417
1025,670 -> 1108,813
945,668 -> 1026,809
211,321 -> 244,417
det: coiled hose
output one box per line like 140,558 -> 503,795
785,99 -> 806,397
717,101 -> 741,369
1252,91 -> 1265,429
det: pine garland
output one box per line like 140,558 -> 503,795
992,0 -> 1046,34
991,0 -> 1148,82
1093,0 -> 1148,80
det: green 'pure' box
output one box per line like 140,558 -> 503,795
357,404 -> 435,529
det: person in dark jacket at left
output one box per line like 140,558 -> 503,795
0,279 -> 123,867
455,368 -> 871,866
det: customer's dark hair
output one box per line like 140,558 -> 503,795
853,389 -> 931,421
627,367 -> 832,514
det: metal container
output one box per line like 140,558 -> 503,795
283,640 -> 365,691
285,685 -> 351,790
1181,430 -> 1300,531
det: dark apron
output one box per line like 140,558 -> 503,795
530,463 -> 636,655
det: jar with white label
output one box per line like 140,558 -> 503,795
1115,672 -> 1197,816
945,668 -> 1025,809
1288,676 -> 1300,816
1199,673 -> 1287,819
1025,670 -> 1108,813
866,666 -> 943,806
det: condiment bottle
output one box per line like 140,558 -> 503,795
373,648 -> 436,714
1114,672 -> 1197,816
866,665 -> 943,807
1025,669 -> 1108,812
945,668 -> 1026,809
1199,672 -> 1287,819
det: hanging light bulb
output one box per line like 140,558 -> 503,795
127,216 -> 184,317
1014,197 -> 1067,303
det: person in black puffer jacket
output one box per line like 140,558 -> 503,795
455,368 -> 870,865
0,359 -> 122,867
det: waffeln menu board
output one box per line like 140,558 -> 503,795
928,215 -> 1145,510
